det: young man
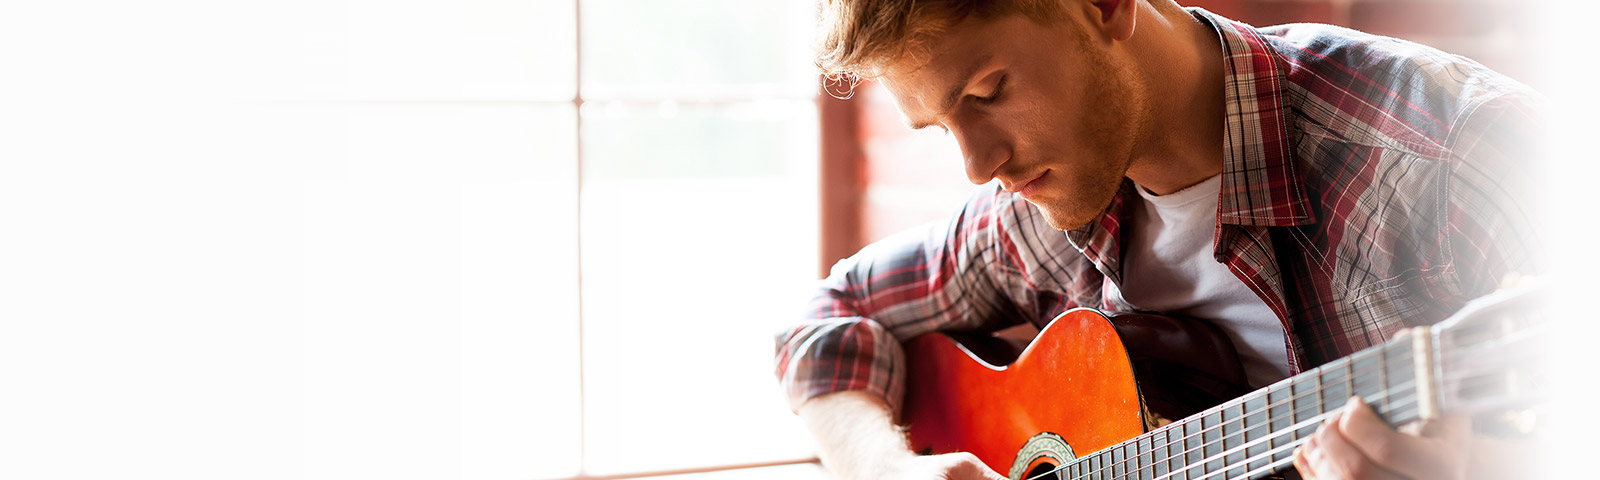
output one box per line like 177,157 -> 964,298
775,0 -> 1544,479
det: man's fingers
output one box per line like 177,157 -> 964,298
1292,446 -> 1317,480
950,452 -> 1008,480
964,460 -> 1006,480
1302,411 -> 1408,480
1334,397 -> 1466,479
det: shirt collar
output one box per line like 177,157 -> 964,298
1193,7 -> 1316,227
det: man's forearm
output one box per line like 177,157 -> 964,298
796,390 -> 916,478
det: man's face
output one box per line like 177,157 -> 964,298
880,13 -> 1150,231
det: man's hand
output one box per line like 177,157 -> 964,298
1292,397 -> 1471,479
797,391 -> 1007,480
876,452 -> 1008,480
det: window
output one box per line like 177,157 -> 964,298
4,1 -> 823,479
251,1 -> 827,479
572,0 -> 823,477
268,0 -> 826,478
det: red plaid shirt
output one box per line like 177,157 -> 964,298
775,8 -> 1546,413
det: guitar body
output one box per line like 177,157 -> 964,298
902,309 -> 1251,479
900,286 -> 1546,480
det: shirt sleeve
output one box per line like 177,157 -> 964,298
1443,88 -> 1550,297
773,183 -> 1091,413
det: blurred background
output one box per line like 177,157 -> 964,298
0,1 -> 1587,479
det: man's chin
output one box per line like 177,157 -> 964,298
1034,203 -> 1097,232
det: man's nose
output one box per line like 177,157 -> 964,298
955,126 -> 1007,185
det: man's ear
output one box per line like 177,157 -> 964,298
1088,0 -> 1138,42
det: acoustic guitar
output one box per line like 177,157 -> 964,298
900,284 -> 1549,480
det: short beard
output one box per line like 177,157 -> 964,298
1036,34 -> 1151,231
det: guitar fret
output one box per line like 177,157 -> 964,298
1378,341 -> 1391,415
1318,365 -> 1335,419
1138,442 -> 1148,480
1100,448 -> 1110,480
1291,376 -> 1318,425
1222,403 -> 1245,479
1106,445 -> 1115,480
1267,385 -> 1291,443
1344,355 -> 1356,410
1383,340 -> 1419,425
1153,428 -> 1165,480
1353,349 -> 1383,405
1200,412 -> 1220,474
1127,442 -> 1139,479
1313,367 -> 1325,421
1183,419 -> 1201,475
1241,393 -> 1268,473
1166,427 -> 1183,480
1138,442 -> 1147,479
1120,441 -> 1132,476
1152,427 -> 1171,479
1320,358 -> 1350,414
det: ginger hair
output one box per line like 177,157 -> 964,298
814,0 -> 1065,96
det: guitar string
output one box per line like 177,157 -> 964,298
1098,384 -> 1416,480
1216,443 -> 1304,480
1045,375 -> 1417,480
1056,393 -> 1420,480
1097,347 -> 1536,480
1026,292 -> 1543,480
1020,360 -> 1418,480
1048,393 -> 1419,480
1160,408 -> 1367,480
1158,399 -> 1416,480
1038,395 -> 1417,480
1107,411 -> 1330,480
1041,356 -> 1414,480
1162,424 -> 1320,480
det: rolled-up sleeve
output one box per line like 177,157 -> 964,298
774,184 -> 1087,413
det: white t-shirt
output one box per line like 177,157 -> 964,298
1109,174 -> 1291,388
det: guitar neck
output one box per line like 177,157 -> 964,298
1055,339 -> 1420,480
1051,283 -> 1551,480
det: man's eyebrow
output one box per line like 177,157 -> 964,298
906,53 -> 994,130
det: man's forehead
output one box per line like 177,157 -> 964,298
882,50 -> 995,129
879,64 -> 941,113
878,14 -> 1014,127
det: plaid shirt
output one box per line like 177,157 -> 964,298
775,8 -> 1546,413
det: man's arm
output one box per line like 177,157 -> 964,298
1296,87 -> 1549,479
797,391 -> 1006,480
775,185 -> 1085,478
775,184 -> 1047,413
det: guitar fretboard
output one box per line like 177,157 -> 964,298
1052,338 -> 1419,480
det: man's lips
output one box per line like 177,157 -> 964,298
1008,170 -> 1049,197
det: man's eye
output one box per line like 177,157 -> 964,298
973,75 -> 1007,106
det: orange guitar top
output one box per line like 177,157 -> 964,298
900,309 -> 1149,477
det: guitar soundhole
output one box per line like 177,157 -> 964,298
1024,462 -> 1061,480
1008,432 -> 1074,480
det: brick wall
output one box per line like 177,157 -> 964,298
1198,0 -> 1545,85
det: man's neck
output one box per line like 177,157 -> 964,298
1124,5 -> 1227,196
